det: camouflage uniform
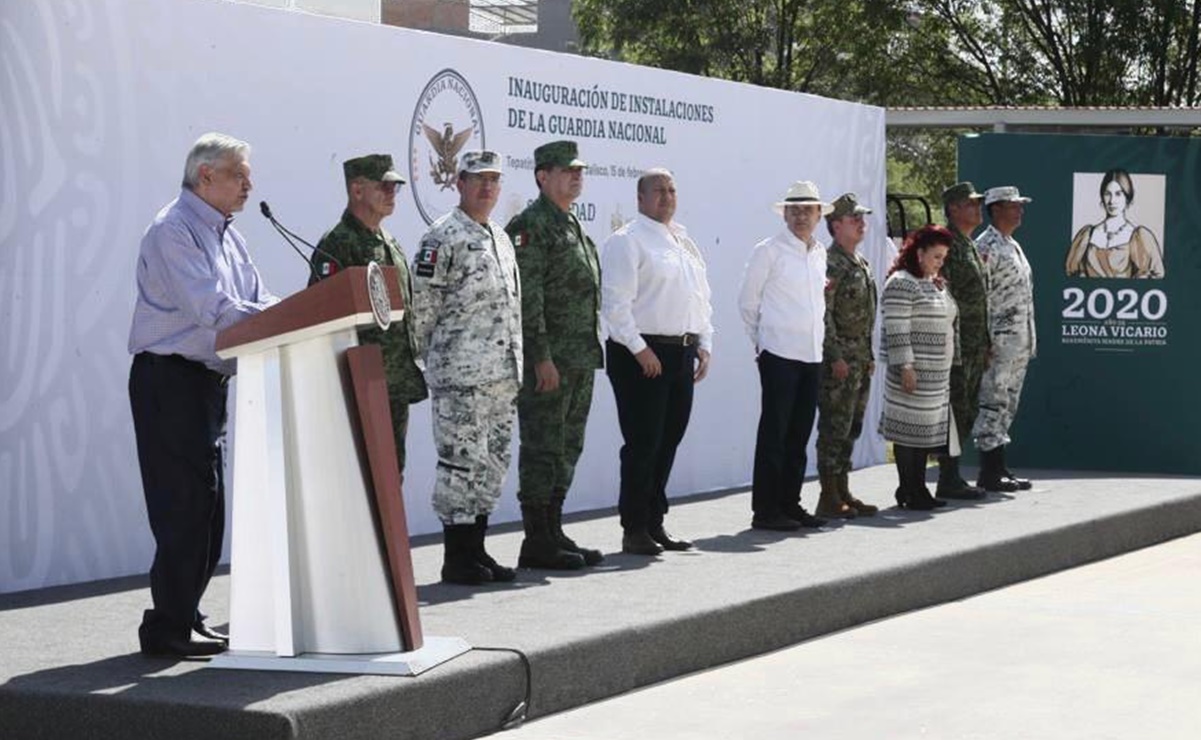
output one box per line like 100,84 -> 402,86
505,192 -> 603,506
410,207 -> 523,525
311,155 -> 427,472
943,225 -> 989,440
972,223 -> 1036,452
816,245 -> 877,476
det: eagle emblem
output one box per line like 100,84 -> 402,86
423,123 -> 474,190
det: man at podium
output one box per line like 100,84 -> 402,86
127,132 -> 279,657
310,154 -> 428,472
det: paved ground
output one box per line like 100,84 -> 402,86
504,531 -> 1201,740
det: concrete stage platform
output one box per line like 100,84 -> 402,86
3,466 -> 1200,740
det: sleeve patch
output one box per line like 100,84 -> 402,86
415,245 -> 439,278
513,231 -> 528,248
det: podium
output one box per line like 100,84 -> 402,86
208,266 -> 468,675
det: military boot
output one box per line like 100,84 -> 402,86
441,524 -> 493,585
839,472 -> 878,516
550,493 -> 604,565
518,505 -> 586,570
474,515 -> 516,582
976,448 -> 1020,493
815,472 -> 857,519
999,446 -> 1033,490
936,455 -> 986,500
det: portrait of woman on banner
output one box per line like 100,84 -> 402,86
1065,168 -> 1164,279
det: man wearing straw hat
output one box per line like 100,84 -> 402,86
738,181 -> 833,531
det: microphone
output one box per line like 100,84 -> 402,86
258,200 -> 344,283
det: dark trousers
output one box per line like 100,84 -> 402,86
129,353 -> 228,640
752,351 -> 822,518
894,444 -> 934,496
606,339 -> 696,532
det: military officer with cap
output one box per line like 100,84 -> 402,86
504,140 -> 603,571
410,151 -> 523,585
815,193 -> 879,519
311,154 -> 427,472
936,182 -> 989,500
974,185 -> 1036,492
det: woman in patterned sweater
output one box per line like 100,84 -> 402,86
879,225 -> 960,510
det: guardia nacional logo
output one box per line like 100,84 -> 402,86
409,69 -> 485,225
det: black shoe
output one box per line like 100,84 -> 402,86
140,633 -> 227,658
518,505 -> 587,570
935,478 -> 987,500
751,514 -> 803,531
649,526 -> 693,551
785,505 -> 827,528
442,524 -> 495,585
622,531 -> 664,556
897,488 -> 948,510
977,474 -> 1020,493
473,516 -> 516,582
998,446 -> 1033,490
193,622 -> 229,643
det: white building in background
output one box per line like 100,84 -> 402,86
237,0 -> 581,52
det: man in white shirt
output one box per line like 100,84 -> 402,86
738,181 -> 832,531
601,168 -> 714,556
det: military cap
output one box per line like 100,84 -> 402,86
343,154 -> 406,184
459,150 -> 503,175
826,192 -> 872,221
534,140 -> 587,169
942,181 -> 984,205
983,185 -> 1032,205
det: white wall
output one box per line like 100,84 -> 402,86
0,0 -> 889,592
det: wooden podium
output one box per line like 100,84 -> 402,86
208,266 -> 467,675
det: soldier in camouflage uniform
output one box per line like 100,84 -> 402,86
504,140 -> 603,570
973,186 -> 1036,492
311,154 -> 427,472
935,182 -> 988,500
816,193 -> 879,519
410,151 -> 524,585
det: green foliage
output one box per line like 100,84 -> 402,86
573,0 -> 1201,207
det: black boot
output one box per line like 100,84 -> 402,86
936,454 -> 985,500
999,446 -> 1033,490
977,447 -> 1020,492
897,446 -> 946,510
518,505 -> 586,570
550,494 -> 604,565
441,524 -> 493,585
474,515 -> 516,582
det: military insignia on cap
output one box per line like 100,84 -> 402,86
366,261 -> 392,331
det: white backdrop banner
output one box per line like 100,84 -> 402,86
0,0 -> 890,591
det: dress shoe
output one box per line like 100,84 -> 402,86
622,531 -> 664,556
193,622 -> 229,643
140,634 -> 228,658
649,526 -> 693,551
751,514 -> 803,531
935,478 -> 987,500
785,505 -> 827,528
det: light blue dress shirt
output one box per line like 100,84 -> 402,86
128,188 -> 278,375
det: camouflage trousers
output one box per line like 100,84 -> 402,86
972,351 -> 1030,452
816,358 -> 871,476
517,366 -> 595,505
387,392 -> 410,473
430,378 -> 519,525
948,345 -> 988,449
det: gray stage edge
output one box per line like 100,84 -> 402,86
2,468 -> 1199,740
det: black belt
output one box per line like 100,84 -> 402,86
642,333 -> 699,347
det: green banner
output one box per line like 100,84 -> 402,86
959,133 -> 1201,474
